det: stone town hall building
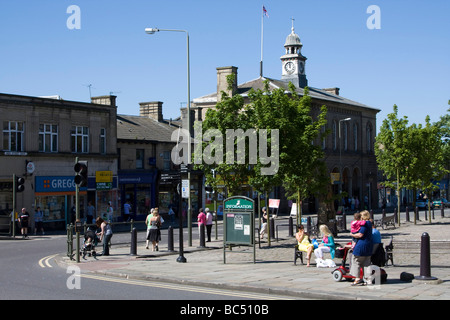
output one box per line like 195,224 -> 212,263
183,25 -> 380,214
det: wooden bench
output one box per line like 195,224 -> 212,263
294,245 -> 304,265
295,242 -> 342,265
376,214 -> 396,230
385,236 -> 394,266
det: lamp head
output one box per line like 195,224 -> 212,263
145,28 -> 159,34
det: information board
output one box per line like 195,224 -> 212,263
223,196 -> 255,263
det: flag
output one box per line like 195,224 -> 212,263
263,6 -> 269,18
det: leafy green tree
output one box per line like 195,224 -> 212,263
376,105 -> 448,224
194,74 -> 253,196
278,87 -> 329,224
196,77 -> 329,243
375,105 -> 410,225
415,116 -> 448,221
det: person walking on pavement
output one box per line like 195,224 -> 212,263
147,208 -> 162,251
145,208 -> 154,249
86,201 -> 95,225
96,217 -> 113,256
123,200 -> 131,222
34,206 -> 44,235
260,207 -> 268,240
205,208 -> 213,242
106,201 -> 113,221
18,208 -> 30,238
197,208 -> 206,241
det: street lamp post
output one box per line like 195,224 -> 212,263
339,118 -> 351,198
145,27 -> 191,262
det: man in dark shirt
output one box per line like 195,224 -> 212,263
19,208 -> 30,239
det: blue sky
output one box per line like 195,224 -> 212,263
1,0 -> 449,131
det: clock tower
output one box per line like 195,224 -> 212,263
281,21 -> 308,88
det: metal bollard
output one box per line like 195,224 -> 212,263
394,207 -> 398,223
130,227 -> 137,256
370,210 -> 374,220
288,216 -> 293,237
382,209 -> 386,219
167,226 -> 174,252
306,216 -> 312,234
199,224 -> 206,248
270,218 -> 275,239
441,205 -> 445,218
342,210 -> 347,231
415,232 -> 438,281
405,206 -> 410,222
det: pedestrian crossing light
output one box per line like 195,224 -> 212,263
74,161 -> 88,187
16,176 -> 25,193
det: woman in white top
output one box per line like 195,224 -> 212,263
205,208 -> 213,242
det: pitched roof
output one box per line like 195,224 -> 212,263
193,76 -> 380,112
117,114 -> 179,143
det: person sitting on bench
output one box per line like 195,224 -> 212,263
296,225 -> 314,267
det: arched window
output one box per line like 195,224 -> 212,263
332,120 -> 337,151
343,122 -> 348,151
353,123 -> 358,152
366,122 -> 373,152
321,125 -> 326,150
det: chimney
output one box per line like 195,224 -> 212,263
91,95 -> 117,107
323,87 -> 340,96
140,101 -> 163,122
217,66 -> 238,101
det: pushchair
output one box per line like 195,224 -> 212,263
331,242 -> 387,284
81,227 -> 99,259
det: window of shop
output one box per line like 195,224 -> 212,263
100,128 -> 106,154
136,184 -> 151,216
0,182 -> 13,215
3,121 -> 24,152
35,195 -> 66,222
136,149 -> 144,169
39,124 -> 58,153
163,151 -> 171,170
96,190 -> 118,221
71,126 -> 89,153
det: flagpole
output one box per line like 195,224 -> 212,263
260,5 -> 264,77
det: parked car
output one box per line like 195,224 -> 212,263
432,198 -> 450,208
416,199 -> 430,208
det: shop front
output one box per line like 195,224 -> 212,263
118,171 -> 157,221
34,175 -> 118,230
34,176 -> 87,230
158,171 -> 203,220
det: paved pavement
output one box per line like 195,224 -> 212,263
56,211 -> 450,300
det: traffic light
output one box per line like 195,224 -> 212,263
74,161 -> 88,187
16,176 -> 25,193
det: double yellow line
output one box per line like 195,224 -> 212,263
38,254 -> 58,268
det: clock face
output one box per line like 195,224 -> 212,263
284,61 -> 295,74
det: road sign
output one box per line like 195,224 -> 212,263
181,179 -> 189,199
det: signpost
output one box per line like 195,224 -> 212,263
223,196 -> 255,264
